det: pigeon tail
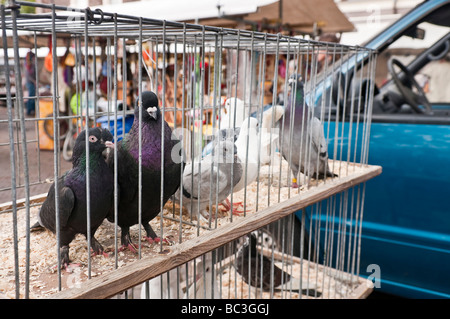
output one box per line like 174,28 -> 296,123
30,221 -> 44,232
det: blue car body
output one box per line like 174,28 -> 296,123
298,0 -> 450,298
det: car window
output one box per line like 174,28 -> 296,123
376,21 -> 450,103
416,56 -> 450,103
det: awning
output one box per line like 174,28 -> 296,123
92,0 -> 354,35
182,0 -> 355,35
1,0 -> 355,52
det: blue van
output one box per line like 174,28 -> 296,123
302,0 -> 450,298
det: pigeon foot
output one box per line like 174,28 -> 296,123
220,199 -> 248,216
90,237 -> 108,258
119,243 -> 138,254
91,249 -> 110,258
145,235 -> 175,246
232,209 -> 249,216
223,199 -> 248,216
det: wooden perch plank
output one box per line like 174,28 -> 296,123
0,193 -> 47,214
48,164 -> 381,299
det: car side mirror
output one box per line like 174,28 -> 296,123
405,26 -> 425,40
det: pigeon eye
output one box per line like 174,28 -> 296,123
89,135 -> 98,143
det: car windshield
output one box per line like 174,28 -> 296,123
373,4 -> 450,103
377,24 -> 450,103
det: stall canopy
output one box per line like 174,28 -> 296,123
93,0 -> 355,36
186,0 -> 356,35
2,0 -> 355,51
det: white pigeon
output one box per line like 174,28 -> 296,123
220,97 -> 247,129
260,105 -> 284,165
262,105 -> 285,128
184,253 -> 220,299
233,117 -> 260,193
140,266 -> 185,299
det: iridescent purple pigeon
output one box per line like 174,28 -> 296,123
107,91 -> 184,252
31,127 -> 115,269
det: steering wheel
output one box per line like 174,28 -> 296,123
387,58 -> 432,114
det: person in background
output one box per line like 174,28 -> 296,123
24,50 -> 36,116
317,33 -> 341,73
70,80 -> 96,116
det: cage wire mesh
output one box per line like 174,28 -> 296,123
0,1 -> 379,299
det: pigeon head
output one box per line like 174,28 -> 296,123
240,117 -> 259,134
213,140 -> 237,163
288,74 -> 305,106
288,73 -> 303,89
73,127 -> 115,161
217,127 -> 239,142
135,91 -> 160,122
194,254 -> 215,282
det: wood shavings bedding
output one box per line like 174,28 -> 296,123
0,156 -> 367,299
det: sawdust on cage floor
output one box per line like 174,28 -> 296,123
0,156 -> 366,298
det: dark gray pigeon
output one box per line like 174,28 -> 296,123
31,127 -> 115,269
106,91 -> 184,252
177,139 -> 242,221
277,74 -> 336,188
235,233 -> 320,296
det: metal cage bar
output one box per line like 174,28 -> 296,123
0,1 -> 379,299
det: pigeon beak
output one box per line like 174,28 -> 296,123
105,141 -> 115,149
101,140 -> 114,159
147,106 -> 158,120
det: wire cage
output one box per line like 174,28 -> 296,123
0,1 -> 381,299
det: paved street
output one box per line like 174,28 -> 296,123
0,106 -> 72,204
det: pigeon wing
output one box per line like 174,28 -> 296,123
308,117 -> 327,156
187,161 -> 227,199
58,186 -> 75,228
39,178 -> 75,231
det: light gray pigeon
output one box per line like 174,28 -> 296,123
277,74 -> 336,188
177,139 -> 242,220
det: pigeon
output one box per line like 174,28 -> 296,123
140,266 -> 185,299
261,105 -> 285,130
106,91 -> 184,251
235,233 -> 320,296
233,117 -> 260,193
185,252 -> 220,299
250,229 -> 279,251
31,127 -> 115,269
277,74 -> 336,188
177,139 -> 242,220
259,105 -> 284,165
201,127 -> 240,158
220,97 -> 247,129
